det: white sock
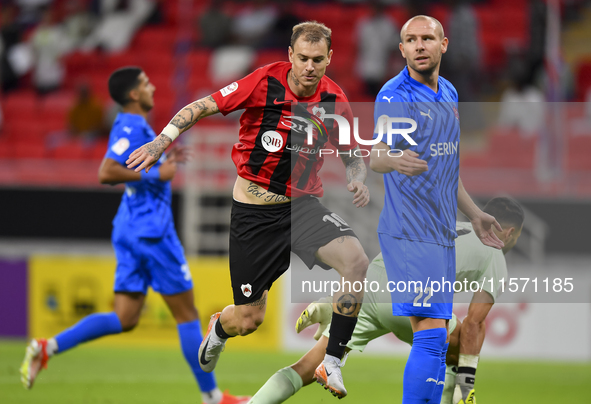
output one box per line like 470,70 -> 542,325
202,387 -> 223,404
46,338 -> 58,356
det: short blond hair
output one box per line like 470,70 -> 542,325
291,21 -> 332,51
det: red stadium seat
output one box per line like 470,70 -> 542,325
64,51 -> 107,81
143,51 -> 175,76
0,144 -> 9,160
575,60 -> 591,101
187,49 -> 212,72
567,136 -> 591,171
388,6 -> 410,27
89,139 -> 109,161
105,52 -> 145,71
132,27 -> 177,52
461,150 -> 493,168
12,140 -> 47,159
253,50 -> 288,69
487,127 -> 538,169
7,121 -> 47,142
85,73 -> 111,102
3,91 -> 39,121
187,73 -> 214,93
429,4 -> 450,27
52,140 -> 88,160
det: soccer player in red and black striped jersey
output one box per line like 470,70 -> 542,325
127,22 -> 370,398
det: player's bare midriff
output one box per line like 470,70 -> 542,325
233,175 -> 292,205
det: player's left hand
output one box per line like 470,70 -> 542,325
295,296 -> 333,341
347,181 -> 370,208
471,212 -> 504,250
126,134 -> 172,173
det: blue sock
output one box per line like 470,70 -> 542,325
55,312 -> 122,353
403,328 -> 447,404
428,342 -> 449,404
178,319 -> 217,393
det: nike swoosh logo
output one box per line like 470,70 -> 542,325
339,227 -> 352,232
326,370 -> 332,377
200,339 -> 211,365
339,342 -> 348,346
273,98 -> 291,105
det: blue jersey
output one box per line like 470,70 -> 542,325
374,67 -> 460,246
105,113 -> 172,239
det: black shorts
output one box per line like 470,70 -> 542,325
229,196 -> 358,305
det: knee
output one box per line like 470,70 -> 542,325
342,252 -> 369,280
119,316 -> 140,332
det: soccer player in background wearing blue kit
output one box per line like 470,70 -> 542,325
20,67 -> 249,404
369,16 -> 504,404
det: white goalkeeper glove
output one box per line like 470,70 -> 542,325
295,296 -> 333,341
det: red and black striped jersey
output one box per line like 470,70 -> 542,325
211,61 -> 356,197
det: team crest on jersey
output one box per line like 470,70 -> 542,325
220,82 -> 238,97
241,283 -> 252,298
312,106 -> 326,121
111,137 -> 130,156
452,106 -> 460,121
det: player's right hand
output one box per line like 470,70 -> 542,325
126,134 -> 172,173
295,296 -> 333,341
392,149 -> 429,176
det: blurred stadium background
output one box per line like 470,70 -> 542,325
1,0 -> 591,403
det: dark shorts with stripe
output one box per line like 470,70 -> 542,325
229,196 -> 357,305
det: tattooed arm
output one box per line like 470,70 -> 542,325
170,95 -> 220,134
126,95 -> 219,173
340,146 -> 370,208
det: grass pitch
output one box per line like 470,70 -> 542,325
1,340 -> 590,403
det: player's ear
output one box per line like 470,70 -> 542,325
441,37 -> 449,54
288,46 -> 294,63
505,226 -> 515,239
399,42 -> 406,59
326,49 -> 333,66
128,88 -> 140,102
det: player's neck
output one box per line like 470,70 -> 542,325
287,69 -> 317,98
123,103 -> 149,119
408,66 -> 439,94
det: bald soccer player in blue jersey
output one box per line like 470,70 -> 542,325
369,16 -> 503,404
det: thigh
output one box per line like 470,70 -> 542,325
315,235 -> 365,275
229,200 -> 291,305
112,230 -> 149,295
291,197 -> 358,270
141,229 -> 193,296
113,292 -> 146,327
379,235 -> 453,320
161,288 -> 198,324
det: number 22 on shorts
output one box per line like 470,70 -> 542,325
413,286 -> 433,307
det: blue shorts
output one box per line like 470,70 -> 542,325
378,234 -> 454,319
112,225 -> 192,296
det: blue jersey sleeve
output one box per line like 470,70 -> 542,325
373,91 -> 412,150
105,120 -> 150,166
